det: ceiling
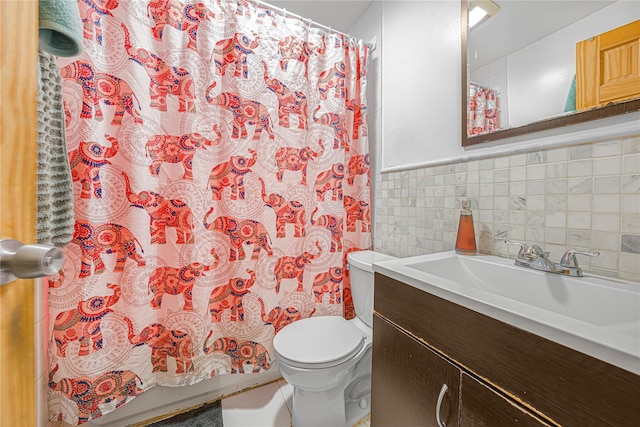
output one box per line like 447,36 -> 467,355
468,1 -> 616,69
260,1 -> 618,70
266,0 -> 374,34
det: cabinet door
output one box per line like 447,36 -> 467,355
371,315 -> 460,427
576,20 -> 640,110
459,374 -> 551,427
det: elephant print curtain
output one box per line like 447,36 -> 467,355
49,0 -> 371,424
468,82 -> 500,135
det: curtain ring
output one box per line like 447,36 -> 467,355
282,8 -> 287,18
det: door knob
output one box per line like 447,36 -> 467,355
0,239 -> 64,285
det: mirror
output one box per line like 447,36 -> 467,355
462,0 -> 640,147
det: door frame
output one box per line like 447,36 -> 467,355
0,1 -> 39,425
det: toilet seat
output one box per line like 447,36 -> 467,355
274,316 -> 365,369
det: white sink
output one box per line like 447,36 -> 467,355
372,251 -> 640,375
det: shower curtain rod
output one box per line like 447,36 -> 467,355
248,0 -> 376,52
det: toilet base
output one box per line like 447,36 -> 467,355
288,352 -> 372,427
290,374 -> 371,427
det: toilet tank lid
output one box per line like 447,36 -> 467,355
348,250 -> 397,273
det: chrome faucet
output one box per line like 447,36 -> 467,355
505,240 -> 599,277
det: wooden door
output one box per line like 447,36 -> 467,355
577,20 -> 640,110
0,1 -> 39,426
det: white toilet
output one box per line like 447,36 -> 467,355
273,250 -> 397,427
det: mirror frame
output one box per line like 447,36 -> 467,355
461,0 -> 640,147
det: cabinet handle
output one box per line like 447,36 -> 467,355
436,383 -> 448,427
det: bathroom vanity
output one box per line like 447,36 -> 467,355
370,253 -> 640,427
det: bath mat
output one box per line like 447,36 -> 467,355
148,400 -> 223,427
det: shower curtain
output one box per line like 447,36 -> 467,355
48,0 -> 371,424
468,82 -> 499,135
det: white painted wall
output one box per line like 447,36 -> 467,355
380,0 -> 640,170
381,0 -> 462,170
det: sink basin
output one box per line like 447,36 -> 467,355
372,251 -> 640,375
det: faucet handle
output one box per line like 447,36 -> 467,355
505,240 -> 526,249
560,249 -> 600,268
505,240 -> 546,259
505,240 -> 528,257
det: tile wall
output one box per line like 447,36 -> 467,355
374,136 -> 640,282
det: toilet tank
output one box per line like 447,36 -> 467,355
347,250 -> 397,328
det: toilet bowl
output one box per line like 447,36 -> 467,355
273,250 -> 396,427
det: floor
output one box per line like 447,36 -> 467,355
220,380 -> 371,427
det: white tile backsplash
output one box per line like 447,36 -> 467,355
593,195 -> 620,213
510,154 -> 527,167
480,158 -> 494,170
593,213 -> 620,232
595,157 -> 622,176
568,194 -> 592,212
622,214 -> 640,233
547,147 -> 568,162
527,164 -> 545,180
594,140 -> 623,157
620,252 -> 640,277
545,228 -> 566,245
545,212 -> 566,228
568,177 -> 592,194
594,176 -> 621,194
567,212 -> 591,230
547,179 -> 567,195
375,136 -> 640,281
494,157 -> 510,169
624,136 -> 640,154
546,196 -> 567,211
510,166 -> 526,182
546,162 -> 568,179
623,154 -> 640,174
526,196 -> 544,211
570,144 -> 593,160
526,180 -> 545,195
568,229 -> 591,247
592,231 -> 620,251
622,194 -> 640,213
494,169 -> 509,183
569,159 -> 593,177
622,175 -> 639,193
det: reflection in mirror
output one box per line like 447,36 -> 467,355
462,0 -> 640,147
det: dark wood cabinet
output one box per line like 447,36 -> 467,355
371,273 -> 640,427
372,314 -> 551,427
372,315 -> 460,427
459,374 -> 550,427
